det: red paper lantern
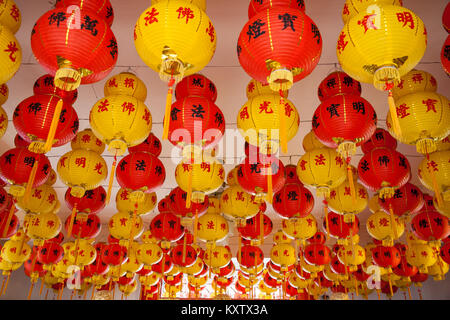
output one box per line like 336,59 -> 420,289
165,273 -> 182,287
421,194 -> 437,211
317,71 -> 361,102
64,213 -> 101,239
411,209 -> 449,242
312,94 -> 377,151
361,128 -> 398,154
54,0 -> 115,27
323,211 -> 359,240
128,132 -> 162,157
353,265 -> 370,282
239,245 -> 264,269
248,0 -> 305,19
166,96 -> 225,149
237,7 -> 322,91
378,183 -> 424,217
170,244 -> 197,268
175,74 -> 218,103
118,274 -> 135,286
410,272 -> 428,285
304,243 -> 331,266
264,272 -> 282,289
0,187 -> 8,212
176,232 -> 194,246
442,36 -> 450,77
116,151 -> 165,194
31,8 -> 118,89
284,164 -> 302,185
314,271 -> 334,288
216,261 -> 235,279
308,232 -> 327,245
372,245 -> 401,270
33,74 -> 78,105
237,212 -> 273,241
24,253 -> 46,278
0,209 -> 19,239
380,280 -> 398,296
65,186 -> 106,214
101,243 -> 127,266
158,196 -> 173,214
393,257 -> 418,278
151,253 -> 173,275
357,147 -> 411,197
149,212 -> 185,244
48,232 -> 64,244
14,134 -> 30,148
168,187 -> 209,220
330,255 -> 352,275
37,241 -> 64,266
0,147 -> 51,193
273,182 -> 314,219
440,242 -> 450,264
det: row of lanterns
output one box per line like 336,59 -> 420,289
0,0 -> 448,300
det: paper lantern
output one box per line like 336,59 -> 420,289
418,150 -> 450,202
175,73 -> 218,102
366,210 -> 405,245
282,214 -> 317,242
327,179 -> 368,220
317,71 -> 362,102
33,74 -> 78,105
237,212 -> 273,242
90,94 -> 152,155
115,188 -> 156,216
361,128 -> 397,154
167,187 -> 208,223
57,149 -> 107,198
0,24 -> 21,84
302,130 -> 326,152
71,128 -> 105,154
378,182 -> 424,217
296,147 -> 347,197
54,0 -> 114,27
65,186 -> 106,215
0,105 -> 7,140
391,69 -> 437,100
406,242 -> 437,273
323,211 -> 360,241
108,211 -> 144,242
237,6 -> 322,91
204,245 -> 232,270
304,243 -> 331,266
237,93 -> 300,154
1,239 -> 31,263
337,4 -> 426,91
442,35 -> 450,76
220,185 -> 261,223
64,212 -> 101,239
246,79 -> 288,100
272,182 -> 314,219
270,243 -> 296,269
337,243 -> 366,270
31,7 -> 118,90
128,132 -> 162,157
411,209 -> 449,242
197,212 -> 229,245
24,212 -> 61,245
149,212 -> 185,247
17,184 -> 58,215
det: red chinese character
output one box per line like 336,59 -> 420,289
59,156 -> 67,168
220,223 -> 227,231
412,73 -> 424,83
10,4 -> 19,22
218,168 -> 224,180
200,162 -> 211,172
47,194 -> 56,204
0,114 -> 6,130
397,80 -> 404,89
122,102 -> 136,115
47,220 -> 55,229
0,84 -> 7,96
337,32 -> 348,54
108,78 -> 118,88
98,99 -> 109,112
358,189 -> 367,199
299,160 -> 307,171
329,190 -> 337,199
357,13 -> 379,33
95,139 -> 103,146
32,218 -> 40,226
259,101 -> 273,114
177,7 -> 194,24
124,78 -> 135,89
344,187 -> 351,196
421,251 -> 428,257
378,218 -> 389,227
314,154 -> 326,166
81,134 -> 91,143
236,192 -> 244,201
75,157 -> 86,168
206,21 -> 215,43
343,4 -> 349,16
247,82 -> 255,93
182,163 -> 191,172
94,162 -> 103,175
335,156 -> 343,167
306,218 -> 313,227
396,11 -> 415,29
427,161 -> 438,172
142,109 -> 151,125
284,103 -> 293,117
120,218 -> 128,226
32,189 -> 42,199
240,106 -> 249,120
422,99 -> 438,113
396,103 -> 410,118
144,8 -> 159,26
368,220 -> 375,229
4,42 -> 18,62
206,221 -> 215,229
120,189 -> 130,200
222,193 -> 229,203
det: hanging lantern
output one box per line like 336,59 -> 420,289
361,128 -> 398,154
54,0 -> 114,26
57,149 -> 107,198
406,242 -> 437,274
237,153 -> 286,202
0,208 -> 19,239
312,93 -> 377,158
31,7 -> 118,90
323,211 -> 360,242
237,91 -> 300,154
317,71 -> 362,102
372,245 -> 402,273
196,212 -> 229,246
411,209 -> 449,243
16,184 -> 59,214
37,240 -> 64,268
327,178 -> 369,222
116,151 -> 165,199
302,130 -> 326,152
128,132 -> 162,157
378,182 -> 424,218
341,0 -> 403,24
33,74 -> 78,105
272,176 -> 314,219
220,185 -> 261,224
391,69 -> 437,100
304,242 -> 331,266
64,213 -> 101,239
23,212 -> 61,246
71,128 -> 105,154
175,73 -> 217,102
136,242 -> 163,267
206,196 -> 221,215
149,212 -> 185,248
108,211 -> 144,243
366,210 -> 405,245
204,245 -> 232,271
386,91 -> 450,154
358,146 -> 410,199
296,147 -> 347,197
0,105 -> 8,140
0,24 -> 21,84
270,243 -> 296,271
246,78 -> 289,100
418,150 -> 450,202
237,6 -> 322,91
66,239 -> 97,267
440,242 -> 450,265
170,243 -> 197,268
101,242 -> 127,267
115,188 -> 156,216
393,256 -> 418,279
65,186 -> 106,215
282,214 -> 317,242
1,238 -> 31,264
442,35 -> 450,76
0,147 -> 51,197
167,187 -> 208,224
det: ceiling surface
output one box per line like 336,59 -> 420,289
0,0 -> 449,300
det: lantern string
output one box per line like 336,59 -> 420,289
2,200 -> 16,238
105,153 -> 118,205
279,90 -> 288,154
387,90 -> 403,138
24,158 -> 39,201
67,201 -> 78,238
346,158 -> 357,204
323,200 -> 330,243
426,153 -> 443,208
162,75 -> 175,140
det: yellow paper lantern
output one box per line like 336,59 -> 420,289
427,258 -> 449,281
108,264 -> 127,281
337,4 -> 426,90
17,184 -> 58,214
288,271 -> 310,290
327,179 -> 369,218
0,0 -> 21,34
273,229 -> 292,245
175,154 -> 225,204
270,243 -> 296,269
368,194 -> 382,213
302,130 -> 326,152
0,105 -> 7,139
151,0 -> 207,12
71,128 -> 106,154
104,72 -> 147,101
391,69 -> 437,100
136,242 -> 163,266
296,147 -> 347,197
246,79 -> 288,99
119,280 -> 138,296
220,185 -> 260,223
0,24 -> 21,84
188,273 -> 208,288
90,95 -> 152,156
122,242 -> 143,276
434,196 -> 450,218
418,150 -> 450,201
44,168 -> 58,186
337,243 -> 366,271
436,135 -> 450,152
66,239 -> 97,267
240,263 -> 264,276
0,83 -> 8,105
206,196 -> 221,215
366,210 -> 406,245
139,271 -> 161,287
302,262 -> 324,276
1,239 -> 30,263
204,245 -> 232,270
57,149 -> 108,198
281,215 -> 317,241
116,188 -> 156,216
92,274 -> 111,288
323,264 -> 344,283
108,211 -> 144,241
23,212 -> 61,244
406,242 -> 437,274
134,1 -> 216,82
140,230 -> 159,244
183,257 -> 204,276
197,212 -> 229,244
226,166 -> 239,186
237,94 -> 299,154
342,0 -> 403,24
43,270 -> 59,287
0,254 -> 21,275
387,92 -> 450,154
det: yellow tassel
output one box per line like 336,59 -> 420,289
182,233 -> 187,265
388,203 -> 398,240
427,155 -> 444,208
105,155 -> 117,204
162,86 -> 174,141
193,209 -> 198,244
416,138 -> 436,155
279,92 -> 288,154
388,272 -> 393,297
347,162 -> 357,204
39,278 -> 44,296
388,91 -> 402,138
186,163 -> 193,209
259,211 -> 264,244
24,159 -> 39,201
67,203 -> 78,238
27,282 -> 34,300
323,201 -> 330,242
2,202 -> 16,238
43,98 -> 64,153
266,165 -> 273,203
238,236 -> 242,265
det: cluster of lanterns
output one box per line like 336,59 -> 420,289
0,0 -> 448,301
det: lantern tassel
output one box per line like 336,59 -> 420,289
67,203 -> 78,238
279,90 -> 288,154
193,208 -> 198,244
162,77 -> 175,140
105,154 -> 117,204
24,159 -> 39,201
346,160 -> 357,204
2,201 -> 16,238
259,211 -> 264,244
186,163 -> 193,209
388,272 -> 393,297
238,236 -> 242,265
426,154 -> 443,208
323,200 -> 330,242
3,274 -> 10,296
27,282 -> 34,300
39,277 -> 44,296
43,98 -> 64,153
388,91 -> 402,138
266,164 -> 273,203
182,233 -> 187,265
388,203 -> 398,240
0,276 -> 5,296
407,286 -> 412,300
128,205 -> 138,254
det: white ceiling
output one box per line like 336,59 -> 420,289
0,0 -> 449,300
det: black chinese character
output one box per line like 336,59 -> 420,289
27,103 -> 42,116
191,105 -> 205,119
81,15 -> 98,36
247,19 -> 266,42
278,13 -> 297,32
135,160 -> 146,171
327,103 -> 340,118
192,77 -> 204,87
311,23 -> 321,44
48,12 -> 67,27
352,101 -> 365,114
378,156 -> 390,167
360,160 -> 370,172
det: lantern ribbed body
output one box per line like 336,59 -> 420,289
418,150 -> 450,199
378,182 -> 424,217
54,0 -> 114,27
317,71 -> 361,102
341,0 -> 403,24
272,183 -> 314,218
